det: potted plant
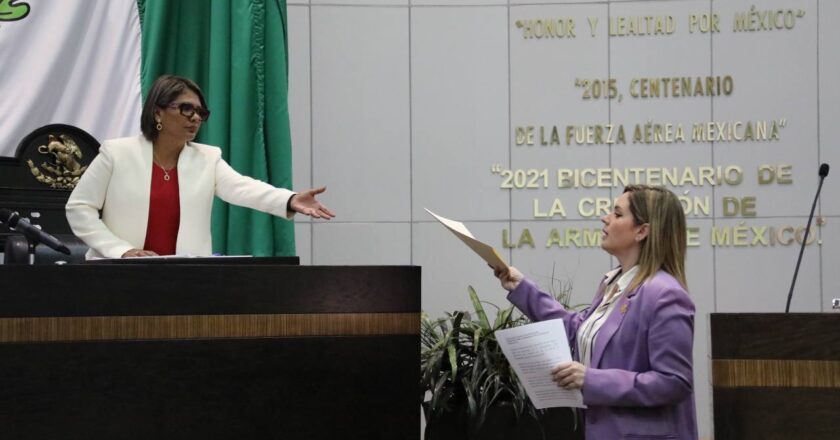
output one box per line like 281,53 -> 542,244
421,277 -> 584,440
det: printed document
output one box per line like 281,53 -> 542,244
496,319 -> 586,409
424,208 -> 508,271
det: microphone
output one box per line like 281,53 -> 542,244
785,163 -> 829,312
0,208 -> 71,255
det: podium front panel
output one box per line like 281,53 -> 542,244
0,263 -> 420,440
711,313 -> 840,440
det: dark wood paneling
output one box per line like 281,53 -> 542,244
0,264 -> 421,439
0,265 -> 421,317
0,336 -> 419,440
711,313 -> 840,360
713,359 -> 840,388
711,314 -> 840,440
713,387 -> 840,440
0,312 -> 419,342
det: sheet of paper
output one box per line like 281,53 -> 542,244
424,208 -> 508,271
496,319 -> 586,409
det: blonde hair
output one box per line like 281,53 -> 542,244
623,185 -> 688,292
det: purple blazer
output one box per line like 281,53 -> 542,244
508,270 -> 698,440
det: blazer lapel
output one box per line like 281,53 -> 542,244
176,143 -> 199,198
137,137 -> 154,239
139,136 -> 154,190
588,283 -> 607,316
584,269 -> 620,320
174,143 -> 199,253
590,285 -> 639,368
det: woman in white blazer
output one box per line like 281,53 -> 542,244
66,75 -> 333,259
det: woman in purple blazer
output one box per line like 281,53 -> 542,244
495,185 -> 698,440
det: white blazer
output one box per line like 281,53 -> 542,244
66,136 -> 295,259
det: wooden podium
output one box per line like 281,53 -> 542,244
0,261 -> 420,439
711,313 -> 840,440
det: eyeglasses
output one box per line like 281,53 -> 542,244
163,102 -> 211,121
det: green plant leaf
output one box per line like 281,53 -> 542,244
447,343 -> 458,381
472,328 -> 481,351
495,306 -> 514,330
430,374 -> 447,412
464,377 -> 478,418
421,351 -> 443,387
468,286 -> 490,329
421,280 -> 574,422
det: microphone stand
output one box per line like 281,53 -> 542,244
785,174 -> 826,313
27,240 -> 37,265
1,208 -> 70,264
4,227 -> 43,265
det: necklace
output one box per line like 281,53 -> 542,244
158,165 -> 170,182
154,161 -> 174,181
153,152 -> 176,181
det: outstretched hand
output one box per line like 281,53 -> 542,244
493,265 -> 524,291
290,187 -> 335,219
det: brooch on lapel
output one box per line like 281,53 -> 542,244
620,303 -> 629,314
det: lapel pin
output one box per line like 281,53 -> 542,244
620,303 -> 628,314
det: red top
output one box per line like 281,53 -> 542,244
143,164 -> 180,255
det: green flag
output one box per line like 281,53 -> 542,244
138,0 -> 295,256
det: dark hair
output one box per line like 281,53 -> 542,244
140,75 -> 208,142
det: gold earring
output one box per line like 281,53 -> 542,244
156,121 -> 162,131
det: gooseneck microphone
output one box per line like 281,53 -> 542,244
0,208 -> 71,255
785,163 -> 829,313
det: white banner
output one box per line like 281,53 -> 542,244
0,0 -> 141,156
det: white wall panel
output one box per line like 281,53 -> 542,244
510,4 -> 611,221
295,222 -> 313,264
714,217 -> 822,312
413,221 -> 508,317
712,0 -> 819,218
411,6 -> 510,221
312,0 -> 407,6
818,0 -> 840,216
610,1 -> 714,222
288,6 -> 313,221
311,6 -> 411,222
413,0 -> 506,6
685,219 -> 715,440
510,0 -> 604,6
312,222 -> 411,264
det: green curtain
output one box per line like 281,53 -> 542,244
137,0 -> 295,256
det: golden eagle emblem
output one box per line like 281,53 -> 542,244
26,134 -> 88,189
